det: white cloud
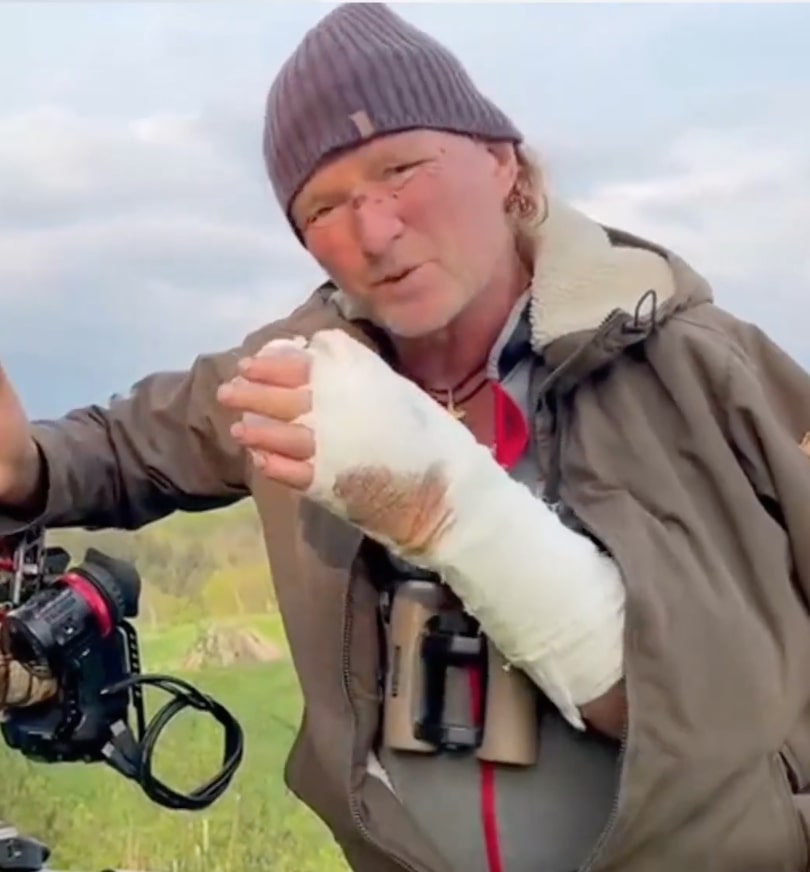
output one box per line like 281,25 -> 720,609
571,124 -> 810,354
1,215 -> 279,299
0,105 -> 269,224
0,104 -> 323,347
0,99 -> 327,420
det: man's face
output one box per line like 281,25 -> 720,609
290,129 -> 519,338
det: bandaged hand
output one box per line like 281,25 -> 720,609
220,328 -> 626,729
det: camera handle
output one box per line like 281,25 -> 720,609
0,822 -> 49,871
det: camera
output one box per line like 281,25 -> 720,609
0,527 -> 244,812
1,541 -> 142,765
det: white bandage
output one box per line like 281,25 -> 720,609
257,329 -> 625,729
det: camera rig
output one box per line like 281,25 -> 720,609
0,525 -> 246,869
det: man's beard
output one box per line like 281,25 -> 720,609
371,291 -> 472,340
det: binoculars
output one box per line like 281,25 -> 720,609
381,578 -> 539,766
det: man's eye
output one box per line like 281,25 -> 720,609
383,162 -> 420,179
306,204 -> 334,225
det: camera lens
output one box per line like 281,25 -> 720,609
0,548 -> 141,675
2,582 -> 100,674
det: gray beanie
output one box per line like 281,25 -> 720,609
263,2 -> 523,222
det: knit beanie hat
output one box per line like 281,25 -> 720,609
263,2 -> 523,223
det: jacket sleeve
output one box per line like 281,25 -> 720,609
0,338 -> 262,536
721,315 -> 810,593
0,284 -> 389,537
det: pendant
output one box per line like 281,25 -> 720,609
446,397 -> 466,420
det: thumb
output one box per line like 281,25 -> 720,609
0,362 -> 34,471
0,361 -> 26,421
0,361 -> 20,403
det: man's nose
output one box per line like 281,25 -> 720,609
352,194 -> 404,258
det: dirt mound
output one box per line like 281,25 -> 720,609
181,624 -> 284,670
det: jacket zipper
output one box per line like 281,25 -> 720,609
577,723 -> 628,872
531,307 -> 650,872
564,500 -> 631,872
340,575 -> 426,872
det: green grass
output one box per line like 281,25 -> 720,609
0,652 -> 347,871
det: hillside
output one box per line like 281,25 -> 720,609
48,499 -> 276,629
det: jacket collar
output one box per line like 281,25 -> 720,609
527,198 -> 676,351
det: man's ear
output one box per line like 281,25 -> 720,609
483,140 -> 520,196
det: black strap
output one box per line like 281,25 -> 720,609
361,538 -> 440,596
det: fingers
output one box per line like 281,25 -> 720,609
217,345 -> 313,421
251,451 -> 314,491
216,344 -> 316,491
238,347 -> 311,388
217,378 -> 311,422
229,417 -> 315,491
232,419 -> 314,461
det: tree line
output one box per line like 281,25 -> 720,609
48,500 -> 277,628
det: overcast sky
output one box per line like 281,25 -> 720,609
2,2 -> 809,418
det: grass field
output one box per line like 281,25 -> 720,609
0,622 -> 348,872
138,612 -> 290,671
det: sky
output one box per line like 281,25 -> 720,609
1,1 -> 809,418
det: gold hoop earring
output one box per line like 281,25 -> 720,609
505,187 -> 534,220
505,187 -> 550,226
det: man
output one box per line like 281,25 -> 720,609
2,4 -> 810,871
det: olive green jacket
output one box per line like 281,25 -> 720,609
6,202 -> 810,871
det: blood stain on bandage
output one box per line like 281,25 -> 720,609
332,462 -> 454,556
